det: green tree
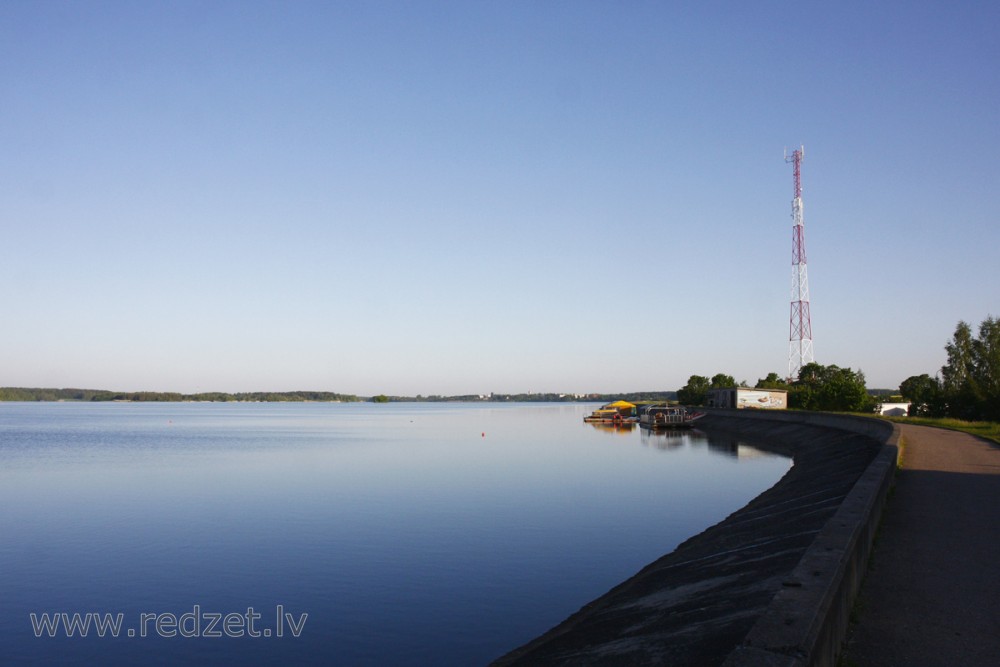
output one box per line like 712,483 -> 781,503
899,374 -> 942,416
788,362 -> 823,409
972,316 -> 1000,421
755,372 -> 788,390
371,394 -> 390,403
941,320 -> 979,419
788,363 -> 875,412
710,373 -> 736,389
818,366 -> 875,412
677,375 -> 710,406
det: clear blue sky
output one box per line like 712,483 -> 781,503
2,1 -> 997,396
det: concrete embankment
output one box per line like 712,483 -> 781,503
492,410 -> 899,667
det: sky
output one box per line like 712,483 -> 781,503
2,1 -> 998,396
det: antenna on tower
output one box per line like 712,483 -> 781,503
785,145 -> 813,381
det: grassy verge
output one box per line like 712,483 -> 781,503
879,415 -> 1000,446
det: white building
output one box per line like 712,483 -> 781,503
705,387 -> 788,410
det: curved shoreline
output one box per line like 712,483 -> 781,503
492,410 -> 898,666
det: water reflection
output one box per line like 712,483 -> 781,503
0,402 -> 789,667
586,422 -> 637,435
621,425 -> 776,460
588,421 -> 760,453
638,426 -> 691,450
705,432 -> 779,459
705,432 -> 742,457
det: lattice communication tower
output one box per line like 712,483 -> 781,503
785,145 -> 813,380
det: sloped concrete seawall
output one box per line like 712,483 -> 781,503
493,410 -> 899,667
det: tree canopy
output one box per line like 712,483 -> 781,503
788,363 -> 875,412
677,373 -> 736,406
755,373 -> 788,390
710,373 -> 736,389
677,375 -> 711,406
900,316 -> 1000,421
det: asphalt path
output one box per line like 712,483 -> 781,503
842,424 -> 1000,666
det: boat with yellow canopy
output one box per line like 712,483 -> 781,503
583,400 -> 638,424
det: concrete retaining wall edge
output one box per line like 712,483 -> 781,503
709,410 -> 900,667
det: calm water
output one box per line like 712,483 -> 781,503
0,402 -> 789,666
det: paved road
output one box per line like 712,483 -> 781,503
842,424 -> 1000,666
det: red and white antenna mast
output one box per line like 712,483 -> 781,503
785,145 -> 813,380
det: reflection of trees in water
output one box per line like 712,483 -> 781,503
636,428 -> 762,459
699,431 -> 776,460
604,426 -> 774,460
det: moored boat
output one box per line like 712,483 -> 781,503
583,400 -> 638,424
638,404 -> 704,429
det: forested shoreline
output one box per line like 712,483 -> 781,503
0,388 -> 678,403
0,388 -> 362,403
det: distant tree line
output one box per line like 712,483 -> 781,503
0,388 -> 361,403
0,388 -> 680,404
0,388 -> 115,402
362,392 -> 678,403
676,364 -> 877,412
899,316 -> 1000,421
488,391 -> 678,403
